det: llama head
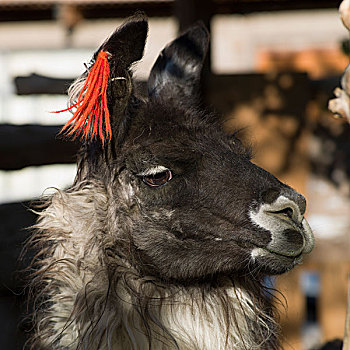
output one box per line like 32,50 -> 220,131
69,15 -> 314,283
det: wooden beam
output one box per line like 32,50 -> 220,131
13,75 -> 150,96
215,0 -> 339,14
14,74 -> 73,95
0,1 -> 339,22
0,124 -> 79,171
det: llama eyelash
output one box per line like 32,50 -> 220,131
137,165 -> 170,177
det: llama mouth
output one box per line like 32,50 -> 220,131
251,246 -> 304,266
250,242 -> 303,259
266,248 -> 303,260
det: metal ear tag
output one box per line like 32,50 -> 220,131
111,77 -> 127,82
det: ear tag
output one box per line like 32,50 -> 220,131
53,51 -> 112,145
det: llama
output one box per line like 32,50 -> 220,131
29,14 -> 315,350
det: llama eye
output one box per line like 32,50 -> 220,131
139,167 -> 173,187
143,170 -> 172,187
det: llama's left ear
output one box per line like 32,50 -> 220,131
148,22 -> 209,100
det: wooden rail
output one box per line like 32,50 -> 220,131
0,124 -> 79,171
14,74 -> 73,95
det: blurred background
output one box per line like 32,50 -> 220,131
0,1 -> 349,349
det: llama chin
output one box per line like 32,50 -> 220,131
28,14 -> 313,350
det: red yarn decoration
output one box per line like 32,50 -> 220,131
53,51 -> 111,145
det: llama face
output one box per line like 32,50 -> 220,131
78,17 -> 314,282
110,100 -> 313,282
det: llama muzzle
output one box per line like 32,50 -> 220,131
250,188 -> 314,260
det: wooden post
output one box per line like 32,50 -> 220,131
174,0 -> 215,100
175,0 -> 214,33
319,262 -> 350,342
344,275 -> 350,350
55,4 -> 83,48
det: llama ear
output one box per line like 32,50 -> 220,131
148,22 -> 209,99
95,13 -> 148,72
55,14 -> 148,146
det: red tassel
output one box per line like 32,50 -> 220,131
53,51 -> 112,145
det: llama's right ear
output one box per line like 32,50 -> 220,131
148,23 -> 209,100
95,13 -> 148,72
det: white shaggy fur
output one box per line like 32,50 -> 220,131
30,182 -> 278,350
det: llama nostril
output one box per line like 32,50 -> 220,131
262,188 -> 306,217
265,196 -> 303,225
282,189 -> 306,217
271,207 -> 295,221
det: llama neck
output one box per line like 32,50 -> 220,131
112,278 -> 278,350
32,184 -> 279,350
